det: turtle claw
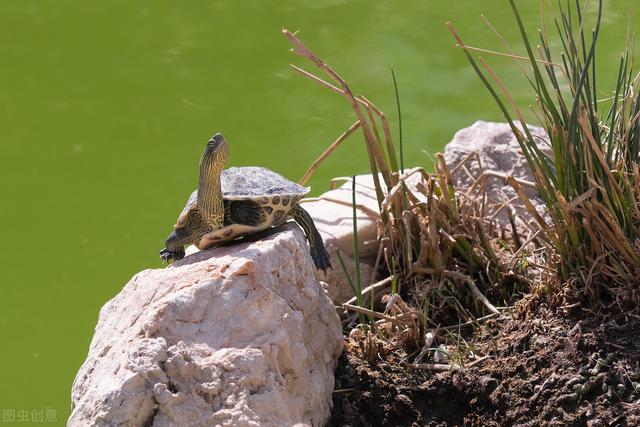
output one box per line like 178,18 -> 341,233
160,247 -> 185,263
311,246 -> 333,273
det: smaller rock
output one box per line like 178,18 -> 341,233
444,121 -> 551,229
395,393 -> 413,407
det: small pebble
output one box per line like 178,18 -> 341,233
534,336 -> 548,347
557,392 -> 579,404
395,393 -> 413,406
565,376 -> 584,388
585,406 -> 594,417
605,388 -> 614,400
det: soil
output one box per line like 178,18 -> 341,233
328,309 -> 640,426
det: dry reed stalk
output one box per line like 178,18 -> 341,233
283,28 -> 395,198
449,0 -> 640,310
286,27 -> 539,367
343,277 -> 393,307
299,120 -> 361,186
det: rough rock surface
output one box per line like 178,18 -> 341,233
69,223 -> 343,427
444,121 -> 551,228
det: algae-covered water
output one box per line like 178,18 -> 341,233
0,0 -> 636,422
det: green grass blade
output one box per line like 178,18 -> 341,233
351,175 -> 368,323
391,67 -> 404,174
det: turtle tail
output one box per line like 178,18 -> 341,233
291,205 -> 332,272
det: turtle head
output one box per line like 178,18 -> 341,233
201,133 -> 229,171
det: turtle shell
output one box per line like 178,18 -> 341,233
174,166 -> 310,248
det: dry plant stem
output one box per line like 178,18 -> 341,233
328,177 -> 351,190
412,267 -> 501,315
410,363 -> 453,371
304,195 -> 380,218
344,277 -> 393,307
481,13 -> 570,82
299,120 -> 361,186
449,151 -> 485,176
373,310 -> 421,326
466,355 -> 490,368
462,45 -> 560,65
383,293 -> 400,314
508,230 -> 543,267
371,240 -> 384,284
488,196 -> 521,223
381,167 -> 426,210
359,94 -> 399,171
291,64 -> 400,180
342,303 -> 407,325
509,218 -> 524,249
283,28 -> 395,196
469,171 -> 537,195
289,64 -> 368,109
506,176 -> 549,230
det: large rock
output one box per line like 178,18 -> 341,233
69,223 -> 343,427
444,121 -> 550,229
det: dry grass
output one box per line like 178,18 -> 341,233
448,0 -> 640,312
282,28 -> 549,367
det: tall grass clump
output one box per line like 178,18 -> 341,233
283,29 -> 531,330
448,0 -> 640,311
283,27 -> 542,368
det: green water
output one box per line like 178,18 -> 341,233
1,0 -> 636,422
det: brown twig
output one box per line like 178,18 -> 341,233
344,277 -> 393,306
299,120 -> 361,186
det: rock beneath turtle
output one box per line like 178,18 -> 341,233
69,223 -> 343,427
444,120 -> 551,229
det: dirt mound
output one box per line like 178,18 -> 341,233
329,312 -> 640,426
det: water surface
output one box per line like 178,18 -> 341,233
0,0 -> 635,421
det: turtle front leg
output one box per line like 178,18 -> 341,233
291,205 -> 332,272
160,246 -> 185,263
161,209 -> 213,263
160,228 -> 191,263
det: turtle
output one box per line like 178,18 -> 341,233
159,133 -> 332,272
